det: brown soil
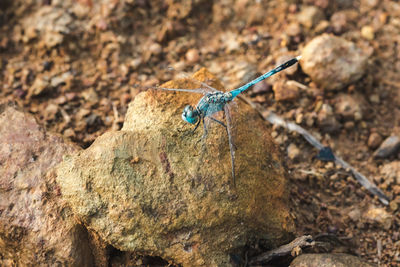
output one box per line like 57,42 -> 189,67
1,0 -> 399,266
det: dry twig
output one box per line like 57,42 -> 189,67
249,235 -> 314,265
239,95 -> 390,205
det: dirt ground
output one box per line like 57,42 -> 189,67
1,0 -> 399,266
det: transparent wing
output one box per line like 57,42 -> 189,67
138,85 -> 209,95
174,69 -> 219,93
224,103 -> 236,186
204,103 -> 225,118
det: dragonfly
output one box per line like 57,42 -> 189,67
152,56 -> 301,186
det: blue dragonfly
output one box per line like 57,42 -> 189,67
152,56 -> 301,186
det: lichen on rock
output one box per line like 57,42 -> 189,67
56,68 -> 294,266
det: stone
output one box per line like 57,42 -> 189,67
317,104 -> 340,133
56,69 -> 295,267
185,48 -> 200,64
287,143 -> 301,161
149,42 -> 162,56
334,93 -> 366,121
290,253 -> 375,267
27,75 -> 50,98
300,34 -> 368,91
286,22 -> 302,36
347,208 -> 361,222
273,80 -> 300,101
363,205 -> 392,230
373,135 -> 400,158
330,10 -> 358,34
297,6 -> 325,29
0,103 -> 93,266
380,161 -> 400,185
367,132 -> 382,149
361,25 -> 375,40
252,81 -> 271,94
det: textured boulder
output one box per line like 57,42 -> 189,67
300,34 -> 368,90
290,253 -> 374,267
56,68 -> 294,266
0,103 -> 93,266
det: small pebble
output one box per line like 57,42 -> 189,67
330,11 -> 348,33
286,22 -> 301,36
273,80 -> 299,101
295,113 -> 303,124
348,208 -> 361,221
317,104 -> 340,133
367,132 -> 382,149
305,114 -> 315,127
287,143 -> 301,161
149,42 -> 162,55
389,201 -> 398,212
363,205 -> 392,230
361,0 -> 378,8
374,135 -> 400,158
252,81 -> 271,94
369,94 -> 380,104
185,48 -> 200,64
344,121 -> 355,129
380,161 -> 400,184
334,93 -> 365,120
297,6 -> 325,29
361,25 -> 375,40
63,128 -> 75,138
314,20 -> 330,33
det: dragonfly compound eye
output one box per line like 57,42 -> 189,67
182,105 -> 199,124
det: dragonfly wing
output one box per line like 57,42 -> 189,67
174,70 -> 219,93
224,103 -> 236,186
142,85 -> 209,95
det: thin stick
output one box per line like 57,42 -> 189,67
239,95 -> 390,206
250,235 -> 314,264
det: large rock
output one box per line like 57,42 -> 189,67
291,253 -> 375,267
56,68 -> 295,266
0,103 -> 93,266
300,34 -> 368,91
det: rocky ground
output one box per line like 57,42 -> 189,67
0,0 -> 399,266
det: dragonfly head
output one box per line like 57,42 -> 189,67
182,105 -> 199,124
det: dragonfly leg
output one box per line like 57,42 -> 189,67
210,116 -> 237,150
191,119 -> 201,134
201,117 -> 208,140
209,116 -> 227,128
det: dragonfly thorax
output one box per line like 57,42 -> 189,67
182,105 -> 200,124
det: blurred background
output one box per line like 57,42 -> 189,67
0,0 -> 399,266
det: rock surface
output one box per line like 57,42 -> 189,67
0,103 -> 93,266
300,34 -> 368,91
290,253 -> 375,267
56,69 -> 295,266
